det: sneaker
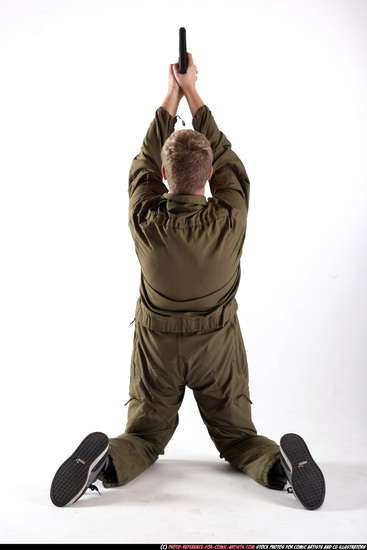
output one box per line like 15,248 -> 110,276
50,432 -> 109,507
280,433 -> 326,510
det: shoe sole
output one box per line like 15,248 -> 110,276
50,432 -> 109,507
280,433 -> 325,510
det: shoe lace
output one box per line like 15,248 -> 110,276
89,484 -> 101,495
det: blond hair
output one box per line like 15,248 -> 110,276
161,129 -> 213,195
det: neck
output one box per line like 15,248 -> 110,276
168,188 -> 205,196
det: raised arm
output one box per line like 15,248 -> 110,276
173,53 -> 250,211
128,65 -> 184,208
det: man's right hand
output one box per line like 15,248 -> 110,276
173,52 -> 198,94
173,53 -> 204,117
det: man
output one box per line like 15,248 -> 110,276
50,54 -> 325,511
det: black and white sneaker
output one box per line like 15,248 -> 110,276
280,433 -> 326,510
50,432 -> 109,507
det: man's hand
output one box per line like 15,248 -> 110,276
173,53 -> 204,117
167,62 -> 184,102
172,52 -> 198,95
161,64 -> 184,118
161,53 -> 204,118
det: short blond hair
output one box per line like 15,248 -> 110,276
161,129 -> 213,195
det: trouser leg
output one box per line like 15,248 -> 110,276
184,315 -> 286,490
100,323 -> 185,488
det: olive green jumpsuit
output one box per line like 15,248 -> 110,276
100,105 -> 286,491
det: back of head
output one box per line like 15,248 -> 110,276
161,129 -> 213,195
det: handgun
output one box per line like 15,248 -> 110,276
179,27 -> 188,74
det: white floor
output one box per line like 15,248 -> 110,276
1,391 -> 366,545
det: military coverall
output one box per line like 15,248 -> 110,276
101,105 -> 286,491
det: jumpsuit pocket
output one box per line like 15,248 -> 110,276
130,329 -> 140,380
234,393 -> 253,406
234,324 -> 249,379
124,396 -> 142,406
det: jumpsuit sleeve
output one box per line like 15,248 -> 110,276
128,107 -> 177,210
192,105 -> 250,214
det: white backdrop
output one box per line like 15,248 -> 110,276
1,0 -> 367,543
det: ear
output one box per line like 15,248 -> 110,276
208,166 -> 213,180
162,165 -> 167,180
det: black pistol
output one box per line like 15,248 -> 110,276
179,27 -> 188,74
